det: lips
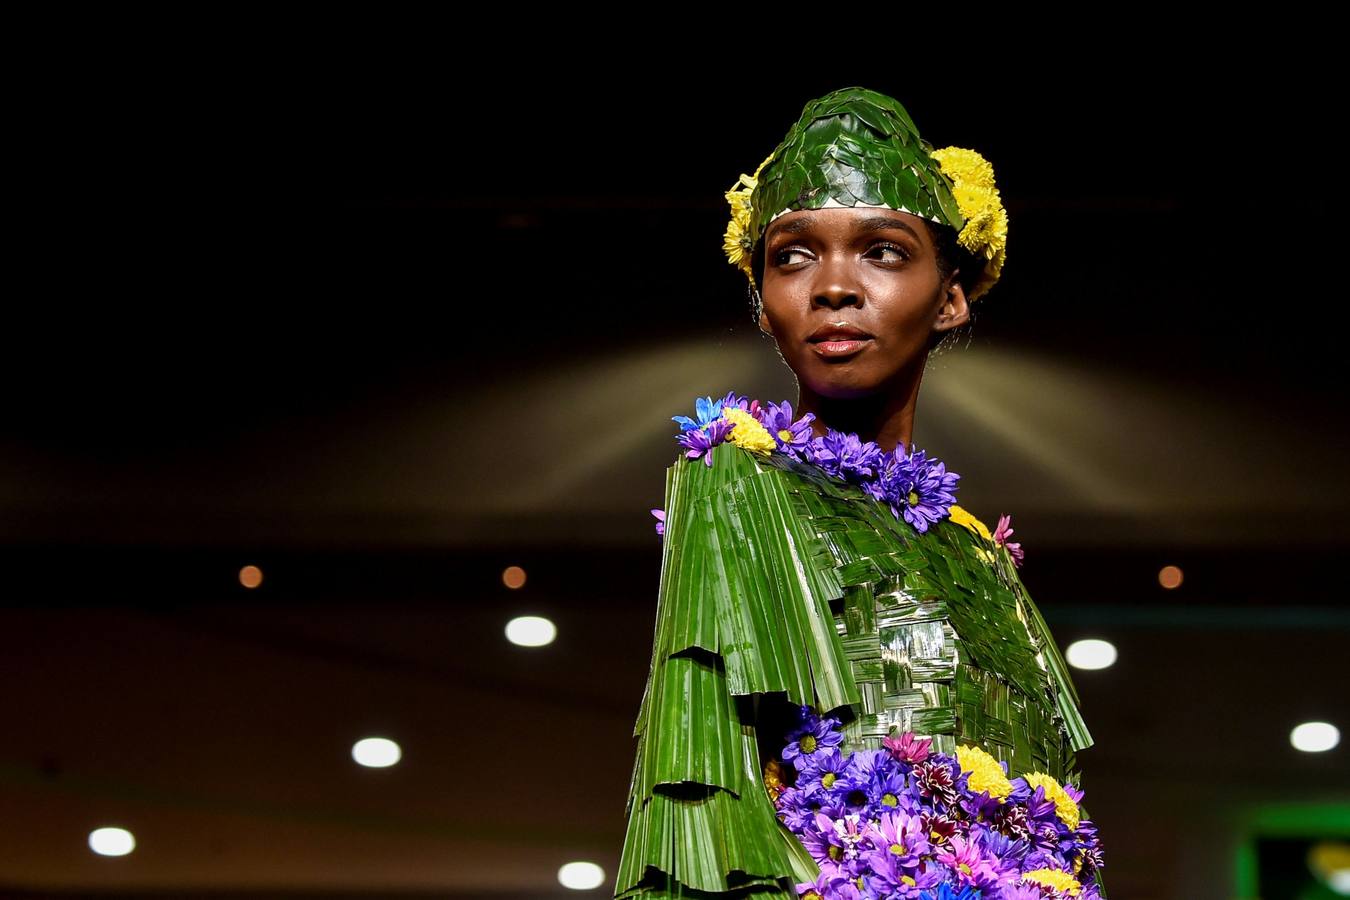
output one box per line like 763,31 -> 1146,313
808,323 -> 874,360
807,323 -> 873,343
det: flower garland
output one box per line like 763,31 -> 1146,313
775,706 -> 1104,900
652,391 -> 1024,567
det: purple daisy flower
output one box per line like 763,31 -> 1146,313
777,782 -> 828,832
797,866 -> 861,900
756,400 -> 817,455
863,844 -> 932,899
717,390 -> 761,420
801,811 -> 849,868
865,763 -> 912,814
993,886 -> 1044,900
846,748 -> 892,782
960,783 -> 1006,822
1023,848 -> 1071,872
863,808 -> 931,867
1024,785 -> 1060,828
884,444 -> 960,533
800,747 -> 851,793
676,417 -> 733,467
671,395 -> 726,433
808,429 -> 885,484
974,824 -> 1031,866
783,712 -> 845,772
650,508 -> 665,536
966,825 -> 1026,885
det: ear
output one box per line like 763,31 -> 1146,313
933,271 -> 970,333
758,308 -> 774,337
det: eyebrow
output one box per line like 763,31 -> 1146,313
766,214 -> 922,244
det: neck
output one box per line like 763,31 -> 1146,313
794,361 -> 925,454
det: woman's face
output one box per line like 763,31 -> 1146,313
758,206 -> 969,399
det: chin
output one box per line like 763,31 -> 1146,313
799,365 -> 885,400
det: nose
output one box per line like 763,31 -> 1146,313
811,251 -> 864,311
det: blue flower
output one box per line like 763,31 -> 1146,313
919,883 -> 983,900
671,395 -> 726,433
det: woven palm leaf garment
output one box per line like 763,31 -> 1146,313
615,435 -> 1100,900
615,87 -> 1105,900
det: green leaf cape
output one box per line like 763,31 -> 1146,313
616,442 -> 1098,899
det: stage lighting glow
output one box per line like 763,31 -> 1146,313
1157,565 -> 1183,589
351,737 -> 402,768
88,827 -> 135,856
1290,721 -> 1340,753
1065,639 -> 1117,670
502,566 -> 527,589
506,615 -> 556,647
239,565 -> 263,588
558,861 -> 606,890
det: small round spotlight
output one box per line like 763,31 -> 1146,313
558,861 -> 606,890
352,737 -> 402,768
1065,639 -> 1117,670
506,615 -> 556,647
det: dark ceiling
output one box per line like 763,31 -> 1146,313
4,28 -> 1347,900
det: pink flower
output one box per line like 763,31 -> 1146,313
993,514 -> 1024,568
935,835 -> 1002,892
882,731 -> 933,764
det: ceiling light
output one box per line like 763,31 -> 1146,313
506,615 -> 556,647
88,827 -> 135,857
352,737 -> 402,768
1065,639 -> 1117,670
558,861 -> 605,890
1290,721 -> 1340,753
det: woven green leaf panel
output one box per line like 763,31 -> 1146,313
617,446 -> 1095,899
745,88 -> 967,260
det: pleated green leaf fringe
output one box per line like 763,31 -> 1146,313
617,445 -> 1097,899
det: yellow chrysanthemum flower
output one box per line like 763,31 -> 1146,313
723,152 -> 776,280
955,744 -> 1013,800
931,146 -> 1007,302
723,216 -> 753,275
931,146 -> 996,190
1021,868 -> 1083,896
949,183 -> 1006,255
1023,771 -> 1081,830
722,407 -> 776,456
947,504 -> 993,541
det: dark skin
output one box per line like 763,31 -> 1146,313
756,207 -> 970,455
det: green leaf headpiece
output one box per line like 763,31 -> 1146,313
723,86 -> 1008,304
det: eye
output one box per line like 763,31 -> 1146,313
772,247 -> 810,267
870,242 -> 911,262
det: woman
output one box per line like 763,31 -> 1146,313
616,88 -> 1106,900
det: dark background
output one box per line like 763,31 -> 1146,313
3,23 -> 1347,900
